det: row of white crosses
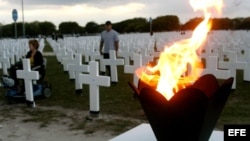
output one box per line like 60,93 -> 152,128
0,39 -> 30,75
175,31 -> 250,90
48,37 -> 126,83
48,35 -> 155,114
0,51 -> 11,75
0,38 -> 45,68
218,51 -> 249,89
50,41 -> 110,114
0,39 -> 46,107
50,31 -> 250,88
46,31 -> 250,114
3,30 -> 245,111
48,39 -> 112,115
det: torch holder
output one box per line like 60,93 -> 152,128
129,74 -> 233,141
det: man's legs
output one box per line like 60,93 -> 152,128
103,53 -> 110,76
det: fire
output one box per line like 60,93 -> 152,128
136,0 -> 223,100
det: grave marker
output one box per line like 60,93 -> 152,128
118,46 -> 131,65
16,59 -> 39,107
0,51 -> 11,75
79,61 -> 110,116
90,52 -> 103,73
68,54 -> 89,94
56,48 -> 67,63
101,50 -> 124,82
201,56 -> 230,81
61,51 -> 74,71
141,48 -> 153,65
239,49 -> 250,81
218,52 -> 246,89
84,47 -> 97,63
61,50 -> 74,78
124,54 -> 142,86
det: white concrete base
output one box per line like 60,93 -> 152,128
109,123 -> 223,141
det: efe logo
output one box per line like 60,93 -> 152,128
228,129 -> 246,136
224,125 -> 250,141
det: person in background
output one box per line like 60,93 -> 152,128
99,21 -> 119,76
26,39 -> 44,76
9,39 -> 44,87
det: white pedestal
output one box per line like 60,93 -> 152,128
109,123 -> 223,141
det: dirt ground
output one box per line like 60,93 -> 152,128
0,119 -> 112,141
0,102 -> 134,141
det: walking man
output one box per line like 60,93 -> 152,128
99,21 -> 119,75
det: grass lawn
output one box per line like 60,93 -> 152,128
217,70 -> 250,129
0,40 -> 249,135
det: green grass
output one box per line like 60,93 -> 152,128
217,70 -> 250,129
0,40 -> 249,134
43,40 -> 54,52
39,56 -> 143,118
36,41 -> 144,118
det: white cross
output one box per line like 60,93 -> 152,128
5,49 -> 16,65
61,50 -> 74,72
15,51 -> 21,62
201,55 -> 231,81
244,63 -> 250,82
218,52 -> 246,89
239,48 -> 250,81
237,48 -> 250,62
90,52 -> 103,73
199,45 -> 218,63
68,54 -> 89,91
79,61 -> 110,115
141,48 -> 153,65
218,50 -> 229,61
16,59 -> 39,107
0,51 -> 11,75
101,50 -> 124,82
84,47 -> 97,63
124,54 -> 142,86
118,46 -> 132,65
90,53 -> 102,61
55,48 -> 67,63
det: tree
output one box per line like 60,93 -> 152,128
85,21 -> 99,34
124,18 -> 148,33
237,17 -> 250,30
2,24 -> 12,37
26,21 -> 40,37
211,18 -> 233,30
112,17 -> 148,33
59,22 -> 82,34
0,23 -> 3,38
2,16 -> 250,38
182,17 -> 203,30
1,22 -> 26,38
152,15 -> 180,32
39,21 -> 56,36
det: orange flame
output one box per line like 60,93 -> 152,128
136,0 -> 223,100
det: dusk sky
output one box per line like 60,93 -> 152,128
0,0 -> 249,28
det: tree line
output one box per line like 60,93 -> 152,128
0,15 -> 250,38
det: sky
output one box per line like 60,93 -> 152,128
0,0 -> 249,28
